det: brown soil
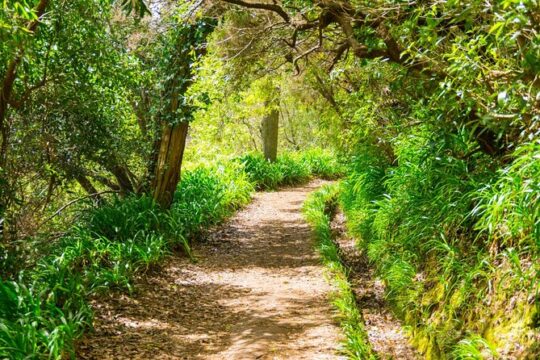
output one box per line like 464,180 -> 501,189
77,180 -> 345,359
331,212 -> 419,360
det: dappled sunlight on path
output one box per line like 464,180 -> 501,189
77,181 -> 344,359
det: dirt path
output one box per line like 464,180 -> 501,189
77,180 -> 344,359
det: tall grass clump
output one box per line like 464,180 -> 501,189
303,183 -> 376,359
300,148 -> 345,179
238,153 -> 284,190
340,127 -> 540,358
474,141 -> 540,251
171,163 -> 253,240
276,153 -> 311,185
238,148 -> 343,190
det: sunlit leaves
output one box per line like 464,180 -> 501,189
117,0 -> 150,17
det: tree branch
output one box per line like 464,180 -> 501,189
220,0 -> 290,23
37,190 -> 119,229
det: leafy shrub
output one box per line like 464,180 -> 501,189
172,164 -> 253,239
276,153 -> 311,185
238,153 -> 284,190
0,160 -> 255,358
474,140 -> 540,250
238,148 -> 343,190
0,275 -> 91,359
340,128 -> 539,357
86,196 -> 163,242
300,148 -> 344,180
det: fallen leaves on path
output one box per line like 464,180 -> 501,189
77,181 -> 344,360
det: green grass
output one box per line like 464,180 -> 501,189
299,148 -> 345,180
0,162 -> 253,359
0,148 -> 342,358
238,148 -> 343,190
340,133 -> 540,358
303,183 -> 376,359
237,153 -> 284,190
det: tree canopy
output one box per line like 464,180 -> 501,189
0,0 -> 539,358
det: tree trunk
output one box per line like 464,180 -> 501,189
152,122 -> 189,208
75,174 -> 102,203
261,108 -> 279,162
146,20 -> 215,208
106,164 -> 134,194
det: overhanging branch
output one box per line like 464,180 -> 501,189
220,0 -> 291,23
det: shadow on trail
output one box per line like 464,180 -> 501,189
78,273 -> 326,359
202,220 -> 319,270
78,181 -> 342,359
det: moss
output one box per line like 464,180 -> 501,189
356,245 -> 538,358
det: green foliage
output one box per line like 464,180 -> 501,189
238,153 -> 284,190
451,335 -> 498,360
1,0 -> 150,234
0,159 -> 255,358
0,277 -> 89,359
303,183 -> 376,359
172,164 -> 253,240
340,126 -> 539,357
300,148 -> 344,180
474,140 -> 540,251
157,18 -> 216,126
276,153 -> 311,186
0,147 -> 340,357
3,0 -> 539,358
117,0 -> 150,17
238,149 -> 342,190
86,196 -> 164,242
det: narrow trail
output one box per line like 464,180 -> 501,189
78,180 -> 345,359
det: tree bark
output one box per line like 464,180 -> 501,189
106,164 -> 134,194
75,174 -> 102,203
261,108 -> 279,162
152,122 -> 189,208
91,174 -> 121,191
150,73 -> 188,209
147,20 -> 215,208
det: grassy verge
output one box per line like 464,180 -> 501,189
0,148 -> 342,359
0,163 -> 254,359
340,140 -> 540,359
238,148 -> 344,190
303,183 -> 376,359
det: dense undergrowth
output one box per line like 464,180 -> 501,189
303,183 -> 375,359
3,1 -> 538,359
0,149 -> 341,359
340,136 -> 540,359
239,148 -> 344,190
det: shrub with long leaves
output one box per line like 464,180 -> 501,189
340,125 -> 539,357
238,149 -> 343,190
